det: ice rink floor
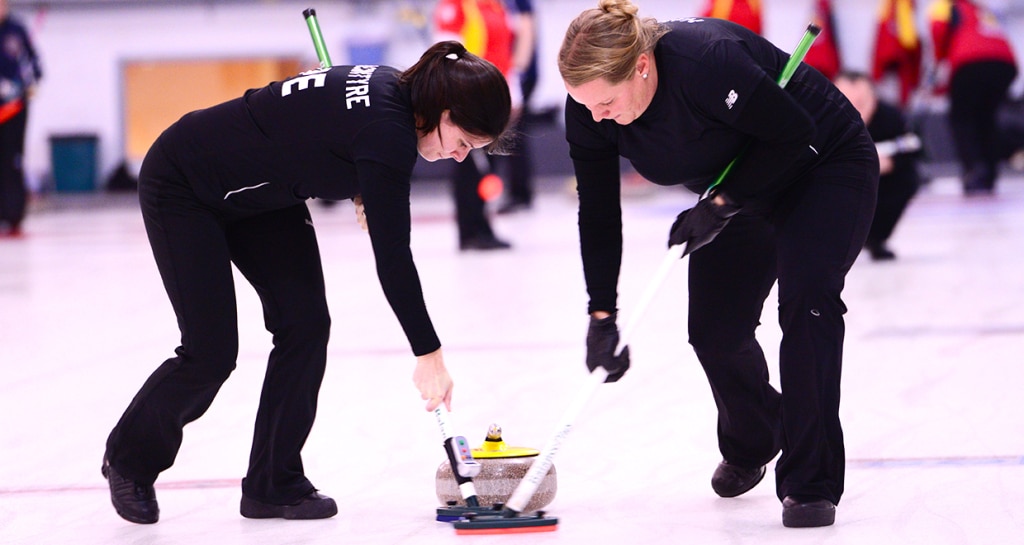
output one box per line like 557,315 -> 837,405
1,174 -> 1022,544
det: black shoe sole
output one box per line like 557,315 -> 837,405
712,464 -> 766,498
459,238 -> 512,251
782,498 -> 836,528
240,495 -> 338,520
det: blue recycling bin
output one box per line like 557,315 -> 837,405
50,134 -> 98,192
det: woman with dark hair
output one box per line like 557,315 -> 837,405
101,41 -> 511,525
560,0 -> 877,528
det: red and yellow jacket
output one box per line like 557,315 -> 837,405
701,0 -> 762,35
929,0 -> 1016,74
434,0 -> 513,76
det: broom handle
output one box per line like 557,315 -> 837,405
706,22 -> 821,193
619,23 -> 821,355
434,406 -> 481,507
303,8 -> 333,69
302,8 -> 482,509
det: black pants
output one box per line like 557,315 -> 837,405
501,116 -> 534,206
452,151 -> 498,243
105,143 -> 331,504
949,60 -> 1018,190
687,129 -> 878,505
867,164 -> 919,246
0,105 -> 28,229
452,139 -> 531,241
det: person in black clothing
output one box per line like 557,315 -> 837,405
0,0 -> 42,238
559,0 -> 877,527
101,41 -> 511,525
433,0 -> 515,250
834,71 -> 921,261
496,0 -> 539,215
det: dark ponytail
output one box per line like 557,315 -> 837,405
400,41 -> 512,153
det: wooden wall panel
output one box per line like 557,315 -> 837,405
123,58 -> 302,161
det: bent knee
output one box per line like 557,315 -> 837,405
270,303 -> 331,347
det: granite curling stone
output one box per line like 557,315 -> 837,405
435,423 -> 557,513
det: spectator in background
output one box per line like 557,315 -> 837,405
872,0 -> 923,107
496,0 -> 537,215
803,0 -> 841,81
434,0 -> 515,249
835,71 -> 921,261
928,0 -> 1018,196
700,0 -> 762,35
0,0 -> 42,238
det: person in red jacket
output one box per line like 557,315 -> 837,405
701,0 -> 762,35
928,0 -> 1018,195
434,0 -> 516,249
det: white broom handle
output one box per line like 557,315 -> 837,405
615,243 -> 686,356
434,405 -> 482,504
434,405 -> 455,441
503,243 -> 684,513
504,367 -> 608,513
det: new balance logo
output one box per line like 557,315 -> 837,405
725,89 -> 738,110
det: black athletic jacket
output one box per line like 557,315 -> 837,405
158,65 -> 440,355
565,18 -> 865,313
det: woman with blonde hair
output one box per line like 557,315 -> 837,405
560,0 -> 877,528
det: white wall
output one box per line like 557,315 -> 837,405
14,0 -> 1024,191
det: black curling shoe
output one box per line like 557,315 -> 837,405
240,490 -> 338,520
782,495 -> 836,528
101,460 -> 159,524
866,241 -> 896,261
459,234 -> 512,251
711,460 -> 766,498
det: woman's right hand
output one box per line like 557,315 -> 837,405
586,312 -> 630,382
413,348 -> 453,411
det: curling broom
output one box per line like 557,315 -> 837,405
453,22 -> 822,535
300,6 -> 509,525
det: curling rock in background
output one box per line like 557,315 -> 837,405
435,424 -> 556,513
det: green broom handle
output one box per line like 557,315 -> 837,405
706,23 -> 821,193
303,8 -> 333,69
616,22 -> 822,353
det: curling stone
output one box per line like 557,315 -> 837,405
435,424 -> 556,513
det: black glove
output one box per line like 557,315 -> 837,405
668,190 -> 740,256
586,313 -> 631,383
